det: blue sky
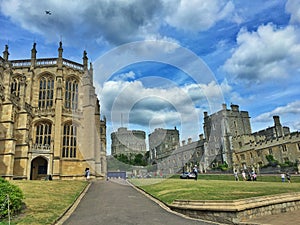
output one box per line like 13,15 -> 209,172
1,0 -> 300,155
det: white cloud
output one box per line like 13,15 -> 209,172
223,23 -> 300,83
286,0 -> 300,24
253,101 -> 300,122
165,0 -> 235,32
99,78 -> 229,141
0,0 -> 238,48
113,71 -> 136,81
0,0 -> 165,46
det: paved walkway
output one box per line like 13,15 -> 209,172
59,179 -> 220,225
58,179 -> 300,225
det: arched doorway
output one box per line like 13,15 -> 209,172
30,156 -> 48,180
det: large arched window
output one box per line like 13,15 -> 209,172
65,78 -> 78,110
35,122 -> 52,147
62,124 -> 77,158
38,76 -> 54,109
11,77 -> 21,97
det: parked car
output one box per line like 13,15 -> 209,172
180,172 -> 196,179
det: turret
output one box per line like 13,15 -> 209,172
2,45 -> 9,61
273,115 -> 284,137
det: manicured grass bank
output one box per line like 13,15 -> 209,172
0,180 -> 87,225
130,176 -> 300,204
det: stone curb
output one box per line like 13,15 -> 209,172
170,192 -> 300,211
53,181 -> 92,225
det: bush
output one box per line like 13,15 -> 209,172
0,177 -> 24,219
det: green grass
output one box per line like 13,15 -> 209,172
131,176 -> 300,204
0,180 -> 88,225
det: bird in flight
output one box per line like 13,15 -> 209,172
45,10 -> 51,15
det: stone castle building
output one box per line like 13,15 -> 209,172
0,43 -> 107,180
149,127 -> 180,163
232,116 -> 300,172
111,127 -> 146,157
155,104 -> 300,175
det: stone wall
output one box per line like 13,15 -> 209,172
169,192 -> 300,224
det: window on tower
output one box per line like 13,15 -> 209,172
38,76 -> 54,109
62,123 -> 77,158
65,78 -> 78,110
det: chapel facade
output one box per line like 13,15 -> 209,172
0,43 -> 107,180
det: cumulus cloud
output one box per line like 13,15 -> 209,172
113,71 -> 136,81
99,78 -> 228,139
0,0 -> 164,46
0,0 -> 238,47
286,0 -> 300,24
223,23 -> 300,83
165,0 -> 235,32
253,101 -> 300,123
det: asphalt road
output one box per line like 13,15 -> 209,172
61,179 -> 220,225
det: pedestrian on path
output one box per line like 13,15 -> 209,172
234,170 -> 239,181
242,170 -> 246,181
281,173 -> 285,182
286,172 -> 291,183
193,165 -> 198,181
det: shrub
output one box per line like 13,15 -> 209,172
0,177 -> 24,219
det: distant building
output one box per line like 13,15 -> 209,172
149,127 -> 180,163
111,127 -> 146,157
156,135 -> 205,175
0,43 -> 107,180
153,104 -> 300,176
232,116 -> 300,172
203,103 -> 252,167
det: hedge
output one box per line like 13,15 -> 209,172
0,177 -> 24,219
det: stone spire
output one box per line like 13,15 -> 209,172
57,41 -> 63,69
2,44 -> 9,61
31,43 -> 37,67
58,41 -> 63,58
31,42 -> 37,59
83,50 -> 88,71
89,62 -> 93,81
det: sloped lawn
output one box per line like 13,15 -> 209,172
0,180 -> 87,225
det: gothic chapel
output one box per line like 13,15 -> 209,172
0,42 -> 107,180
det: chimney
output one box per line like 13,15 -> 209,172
188,138 -> 192,144
222,103 -> 227,110
230,104 -> 239,112
273,115 -> 281,126
199,134 -> 204,140
182,140 -> 186,146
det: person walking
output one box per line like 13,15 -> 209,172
85,168 -> 90,180
234,170 -> 239,181
193,165 -> 198,181
281,173 -> 285,182
242,170 -> 246,181
286,172 -> 291,183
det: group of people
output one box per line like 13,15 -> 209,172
234,169 -> 292,182
281,172 -> 291,183
234,170 -> 257,181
